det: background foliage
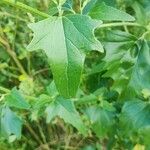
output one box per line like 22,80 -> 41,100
0,0 -> 150,149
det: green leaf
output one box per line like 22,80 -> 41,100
129,40 -> 150,94
98,37 -> 150,97
119,100 -> 150,137
103,30 -> 137,42
102,41 -> 136,94
82,0 -> 97,15
0,107 -> 23,140
5,87 -> 30,110
102,40 -> 150,97
62,0 -> 73,12
139,126 -> 150,146
89,2 -> 135,21
132,1 -> 148,25
45,96 -> 87,135
46,81 -> 59,97
27,14 -> 103,98
31,94 -> 51,121
85,106 -> 116,138
0,47 -> 9,61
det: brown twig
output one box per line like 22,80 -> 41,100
0,36 -> 28,76
25,123 -> 43,145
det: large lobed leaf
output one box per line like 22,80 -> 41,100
27,14 -> 103,98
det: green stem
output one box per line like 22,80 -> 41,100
140,30 -> 150,39
0,0 -> 50,18
75,94 -> 97,106
1,69 -> 19,79
0,86 -> 10,93
98,22 -> 146,29
37,121 -> 48,144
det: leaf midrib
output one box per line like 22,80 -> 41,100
61,17 -> 69,97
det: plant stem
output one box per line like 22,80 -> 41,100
98,22 -> 146,29
25,123 -> 43,145
140,30 -> 150,39
0,86 -> 10,93
75,94 -> 97,106
0,36 -> 28,76
33,68 -> 50,76
0,0 -> 50,18
1,69 -> 19,79
37,121 -> 47,144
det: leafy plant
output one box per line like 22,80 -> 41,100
0,0 -> 150,149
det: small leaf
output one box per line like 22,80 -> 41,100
89,2 -> 135,21
5,87 -> 30,110
119,100 -> 150,137
46,81 -> 59,97
31,94 -> 51,121
62,0 -> 73,12
102,41 -> 136,94
27,14 -> 103,98
82,0 -> 97,15
0,107 -> 23,139
85,106 -> 116,138
45,96 -> 87,135
129,40 -> 150,94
